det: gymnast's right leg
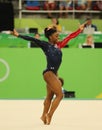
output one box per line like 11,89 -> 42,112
42,71 -> 63,125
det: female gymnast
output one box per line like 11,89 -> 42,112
11,23 -> 85,125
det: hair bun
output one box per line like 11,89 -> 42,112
44,27 -> 57,39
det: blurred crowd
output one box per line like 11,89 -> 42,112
23,0 -> 102,18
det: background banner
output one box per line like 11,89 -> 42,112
0,33 -> 102,48
0,49 -> 102,99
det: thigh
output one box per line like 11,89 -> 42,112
43,71 -> 62,95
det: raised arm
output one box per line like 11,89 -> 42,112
11,29 -> 46,47
57,23 -> 85,49
18,35 -> 41,43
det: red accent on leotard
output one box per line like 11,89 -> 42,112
57,29 -> 82,49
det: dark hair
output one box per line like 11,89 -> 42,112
59,77 -> 64,86
44,27 -> 57,39
51,17 -> 59,25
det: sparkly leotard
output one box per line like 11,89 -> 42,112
18,29 -> 81,75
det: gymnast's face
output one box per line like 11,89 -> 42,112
49,32 -> 59,44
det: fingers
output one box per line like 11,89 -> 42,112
79,25 -> 84,31
79,21 -> 88,30
11,29 -> 19,37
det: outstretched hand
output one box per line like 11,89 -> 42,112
79,21 -> 88,31
10,29 -> 19,37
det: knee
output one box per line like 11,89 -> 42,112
56,92 -> 63,100
44,96 -> 53,105
47,96 -> 53,101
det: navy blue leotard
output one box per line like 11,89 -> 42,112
19,35 -> 62,75
18,29 -> 81,75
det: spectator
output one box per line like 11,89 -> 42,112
87,0 -> 92,10
91,1 -> 97,10
96,0 -> 102,10
59,0 -> 73,18
44,0 -> 56,18
74,0 -> 92,10
84,17 -> 98,32
79,35 -> 95,48
74,0 -> 87,10
25,0 -> 40,10
91,0 -> 102,10
48,17 -> 62,32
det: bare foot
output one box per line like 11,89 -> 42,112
40,116 -> 46,124
45,114 -> 52,125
